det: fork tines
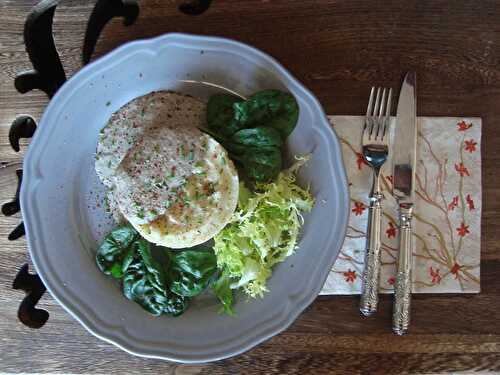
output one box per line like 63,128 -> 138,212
364,87 -> 393,142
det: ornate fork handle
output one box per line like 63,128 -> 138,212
360,175 -> 383,316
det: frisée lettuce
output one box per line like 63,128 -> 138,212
213,158 -> 314,309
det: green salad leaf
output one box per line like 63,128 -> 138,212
231,127 -> 283,148
206,94 -> 244,136
233,90 -> 299,139
96,225 -> 138,278
213,158 -> 314,301
169,246 -> 218,298
211,270 -> 235,316
202,89 -> 299,183
122,238 -> 188,316
96,226 -> 219,317
232,146 -> 283,184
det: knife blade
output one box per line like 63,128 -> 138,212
392,72 -> 417,335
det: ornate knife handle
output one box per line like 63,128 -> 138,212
360,189 -> 383,316
393,205 -> 413,335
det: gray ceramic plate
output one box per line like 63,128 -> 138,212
21,33 -> 349,363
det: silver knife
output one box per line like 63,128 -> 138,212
392,72 -> 417,335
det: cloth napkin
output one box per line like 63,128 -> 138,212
320,116 -> 481,295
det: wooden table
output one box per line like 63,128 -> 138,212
1,1 -> 499,373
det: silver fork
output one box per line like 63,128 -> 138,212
359,87 -> 392,316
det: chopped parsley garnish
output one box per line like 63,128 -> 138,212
179,144 -> 186,158
154,180 -> 165,189
137,207 -> 145,219
204,182 -> 217,195
194,191 -> 205,201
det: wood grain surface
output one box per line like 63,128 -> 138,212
1,0 -> 499,373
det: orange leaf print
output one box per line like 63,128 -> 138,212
466,194 -> 475,210
448,196 -> 459,211
450,263 -> 462,279
457,121 -> 472,131
386,222 -> 397,239
456,222 -> 470,237
455,163 -> 470,177
464,139 -> 477,153
343,269 -> 356,283
352,201 -> 366,216
429,266 -> 441,284
356,152 -> 368,170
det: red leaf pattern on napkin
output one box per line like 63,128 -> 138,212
450,263 -> 462,279
448,196 -> 459,211
386,222 -> 397,238
455,163 -> 470,177
356,152 -> 368,170
466,194 -> 475,210
352,201 -> 365,216
430,267 -> 442,284
456,222 -> 470,237
464,139 -> 477,153
457,121 -> 473,131
343,269 -> 356,283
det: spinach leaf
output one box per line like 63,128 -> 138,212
233,90 -> 299,139
96,225 -> 138,278
122,239 -> 188,316
168,247 -> 218,298
206,94 -> 244,136
172,248 -> 217,279
212,271 -> 235,316
201,127 -> 283,183
231,127 -> 283,148
233,146 -> 283,183
202,89 -> 298,184
96,228 -> 229,316
198,127 -> 246,155
170,271 -> 211,298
